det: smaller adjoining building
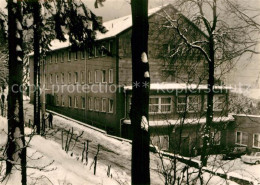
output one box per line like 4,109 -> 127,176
228,114 -> 260,153
122,83 -> 234,156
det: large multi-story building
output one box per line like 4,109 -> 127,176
29,4 -> 233,156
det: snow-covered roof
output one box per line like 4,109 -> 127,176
233,114 -> 260,118
29,4 -> 169,56
95,5 -> 168,40
28,35 -> 70,56
48,35 -> 70,51
123,83 -> 232,91
123,115 -> 234,127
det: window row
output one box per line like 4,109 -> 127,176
87,97 -> 114,113
58,95 -> 114,113
150,131 -> 221,151
177,95 -> 226,112
88,69 -> 113,84
235,131 -> 260,148
147,95 -> 226,114
47,41 -> 113,64
47,69 -> 113,85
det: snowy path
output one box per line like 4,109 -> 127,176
1,117 -> 127,184
27,135 -> 119,185
23,101 -> 164,185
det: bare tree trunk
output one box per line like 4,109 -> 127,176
32,0 -> 41,134
6,0 -> 27,184
201,35 -> 215,167
130,0 -> 150,184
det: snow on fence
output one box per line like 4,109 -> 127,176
57,126 -> 117,180
155,149 -> 258,185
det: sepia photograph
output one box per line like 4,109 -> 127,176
0,0 -> 260,184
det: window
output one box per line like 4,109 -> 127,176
177,96 -> 186,112
149,97 -> 171,113
61,73 -> 64,84
75,72 -> 78,83
211,131 -> 221,145
68,51 -> 71,61
101,45 -> 105,56
177,96 -> 200,113
102,70 -> 106,83
161,97 -> 172,113
236,131 -> 248,146
61,95 -> 64,106
81,97 -> 85,109
253,133 -> 260,148
49,54 -> 52,63
81,49 -> 85,59
68,96 -> 72,107
108,41 -> 113,53
108,99 -> 114,113
88,71 -> 93,84
149,98 -> 159,113
50,74 -> 53,84
61,51 -> 64,62
94,46 -> 98,57
109,69 -> 113,83
55,53 -> 58,63
151,135 -> 169,151
56,74 -> 59,84
88,97 -> 93,110
68,72 -> 72,84
236,131 -> 241,144
102,98 -> 107,112
88,47 -> 94,58
94,98 -> 100,111
74,96 -> 78,108
74,51 -> 78,60
55,94 -> 59,106
163,44 -> 171,54
188,96 -> 199,112
95,70 -> 102,83
108,41 -> 111,52
44,74 -> 47,85
81,71 -> 85,84
213,95 -> 225,111
204,95 -> 207,111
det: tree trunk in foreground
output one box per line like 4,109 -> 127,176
32,0 -> 41,134
200,35 -> 215,167
6,0 -> 27,184
130,0 -> 150,184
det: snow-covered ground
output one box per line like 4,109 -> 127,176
1,100 -> 259,184
0,115 -> 123,185
192,154 -> 260,184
